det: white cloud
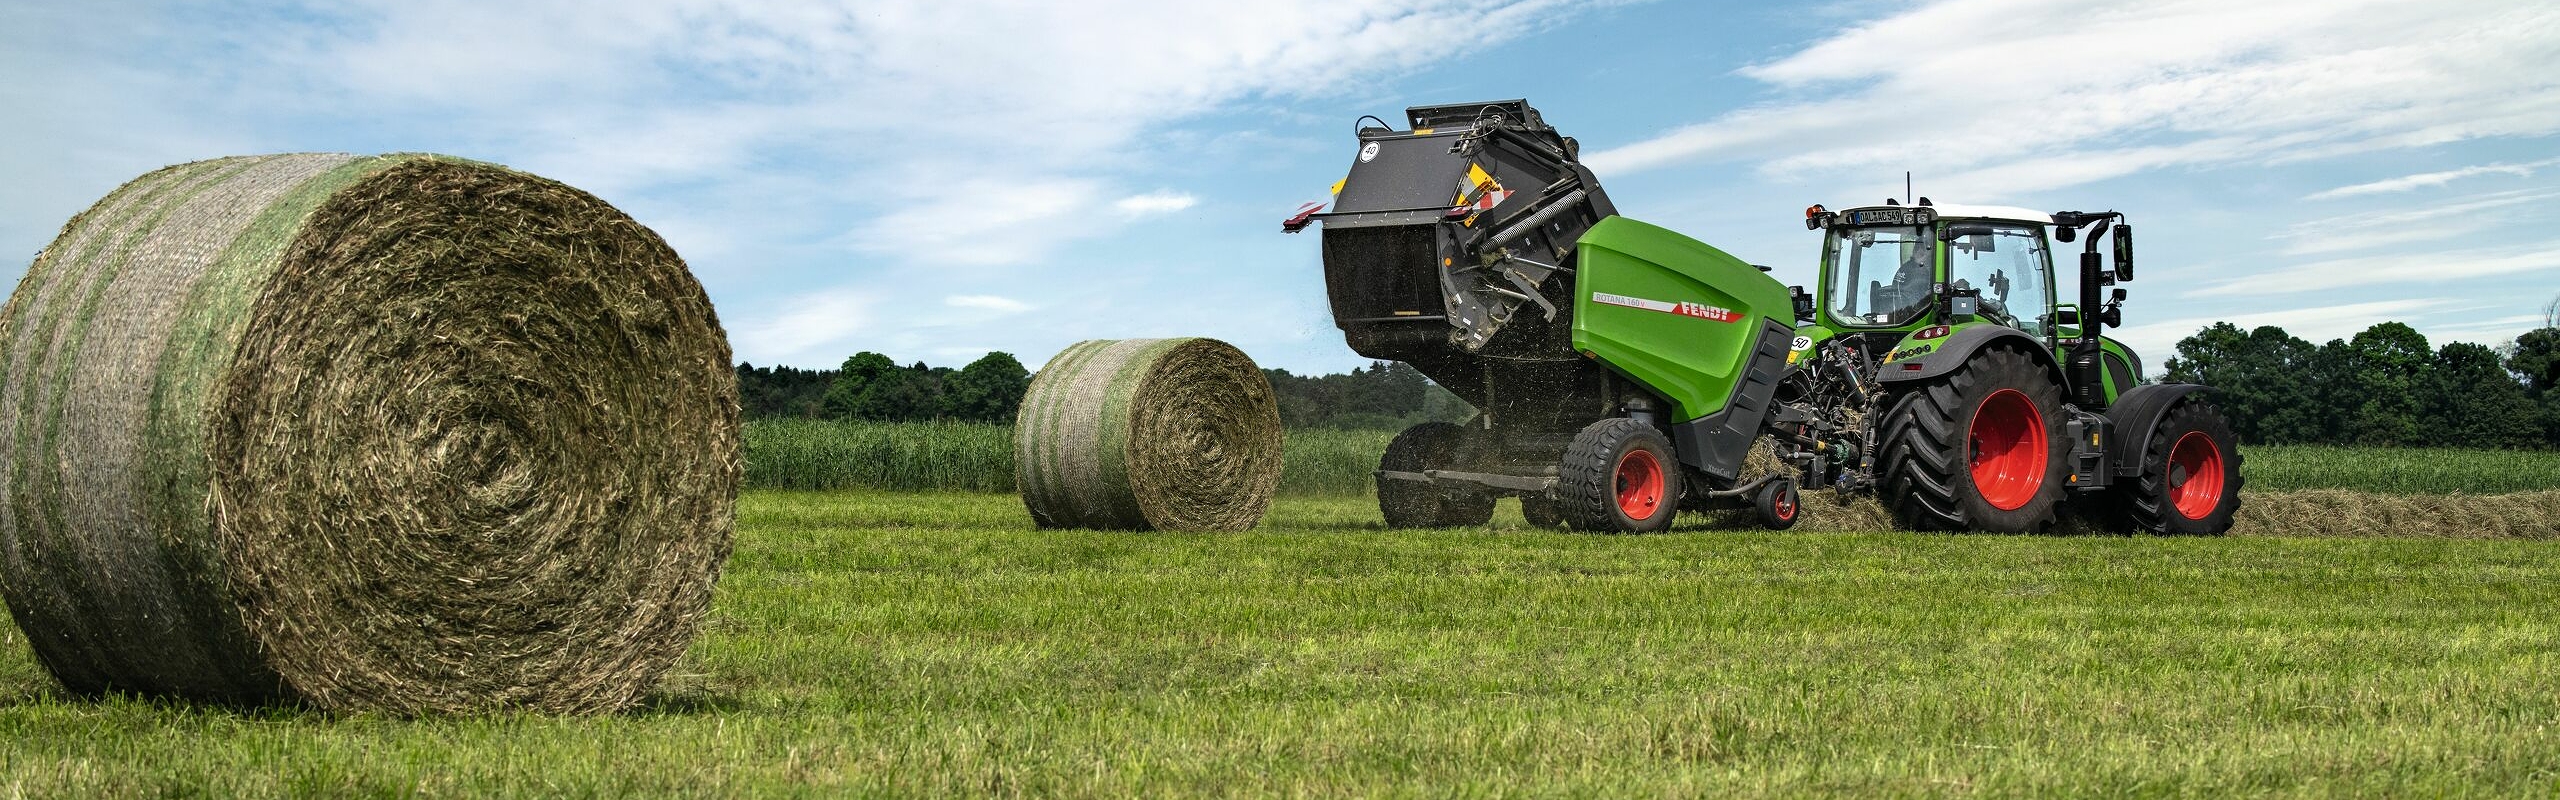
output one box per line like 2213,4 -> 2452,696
732,288 -> 871,365
1585,0 -> 2560,199
2306,158 -> 2560,199
2270,189 -> 2560,255
2197,241 -> 2560,296
944,294 -> 1031,313
1114,190 -> 1199,216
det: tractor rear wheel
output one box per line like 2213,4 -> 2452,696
1377,421 -> 1494,528
1558,417 -> 1681,533
2119,400 -> 2244,535
1875,347 -> 2067,532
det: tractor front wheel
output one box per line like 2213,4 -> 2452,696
2119,400 -> 2244,535
1874,347 -> 2067,532
1558,418 -> 1682,533
1377,421 -> 1495,528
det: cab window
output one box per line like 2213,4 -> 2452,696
1944,223 -> 2051,338
1823,226 -> 1933,328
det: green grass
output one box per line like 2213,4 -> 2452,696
745,420 -> 2560,496
2239,445 -> 2560,494
6,491 -> 2560,797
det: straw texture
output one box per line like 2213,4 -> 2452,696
0,153 -> 739,714
1016,338 -> 1283,531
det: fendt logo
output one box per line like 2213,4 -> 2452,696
1591,292 -> 1741,323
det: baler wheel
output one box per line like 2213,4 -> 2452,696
1558,417 -> 1682,533
1753,478 -> 1801,531
2118,400 -> 2244,535
1377,421 -> 1495,528
1874,346 -> 2066,532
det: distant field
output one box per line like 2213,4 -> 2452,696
5,491 -> 2557,796
745,420 -> 2560,496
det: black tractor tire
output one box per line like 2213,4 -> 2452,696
1753,478 -> 1801,531
1874,346 -> 2068,532
1377,421 -> 1495,528
1520,495 -> 1564,528
1558,417 -> 1682,533
2118,400 -> 2245,535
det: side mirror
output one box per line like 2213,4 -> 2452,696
2111,223 -> 2133,281
1789,286 -> 1816,322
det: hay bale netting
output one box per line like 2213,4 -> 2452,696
1015,338 -> 1282,531
0,153 -> 738,714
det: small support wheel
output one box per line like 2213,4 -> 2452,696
1558,417 -> 1682,533
1377,421 -> 1495,528
1754,478 -> 1801,531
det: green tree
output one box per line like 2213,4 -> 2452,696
944,352 -> 1031,423
2424,342 -> 2542,449
2509,327 -> 2560,396
2162,323 -> 2325,443
2336,322 -> 2433,446
823,352 -> 900,420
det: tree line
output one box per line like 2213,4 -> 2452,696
739,305 -> 2560,449
2164,315 -> 2560,449
736,352 -> 1464,429
736,352 -> 1031,423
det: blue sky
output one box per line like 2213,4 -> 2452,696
6,0 -> 2557,374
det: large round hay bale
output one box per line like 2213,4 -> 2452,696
0,153 -> 738,714
1015,338 -> 1282,531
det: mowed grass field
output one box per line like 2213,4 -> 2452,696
7,491 -> 2560,797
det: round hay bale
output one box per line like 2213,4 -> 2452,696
1015,338 -> 1282,531
0,153 -> 738,714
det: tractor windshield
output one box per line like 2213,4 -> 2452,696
1825,225 -> 1933,328
1945,222 -> 2052,338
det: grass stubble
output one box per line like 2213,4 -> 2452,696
3,490 -> 2557,797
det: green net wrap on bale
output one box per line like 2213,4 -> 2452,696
0,153 -> 739,715
1015,338 -> 1282,531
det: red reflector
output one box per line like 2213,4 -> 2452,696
1903,363 -> 1924,370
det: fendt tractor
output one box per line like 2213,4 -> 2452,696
1283,99 -> 2243,534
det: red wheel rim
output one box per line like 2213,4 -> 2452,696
1774,487 -> 1798,521
1967,389 -> 2047,511
2167,431 -> 2226,520
1614,448 -> 1666,520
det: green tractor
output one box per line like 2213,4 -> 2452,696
1285,99 -> 2242,534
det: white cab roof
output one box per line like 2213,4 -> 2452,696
1920,203 -> 2053,224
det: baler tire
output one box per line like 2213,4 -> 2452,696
2119,400 -> 2244,535
1558,417 -> 1682,534
1754,478 -> 1802,531
1377,422 -> 1494,528
1520,495 -> 1564,528
1874,346 -> 2067,532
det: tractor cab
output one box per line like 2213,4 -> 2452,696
1790,200 -> 2144,408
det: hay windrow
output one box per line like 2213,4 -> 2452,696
0,153 -> 739,714
1779,490 -> 2560,538
1016,338 -> 1283,531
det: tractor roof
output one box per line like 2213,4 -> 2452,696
1920,203 -> 2053,224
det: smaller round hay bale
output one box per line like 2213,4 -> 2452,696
1014,338 -> 1282,531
